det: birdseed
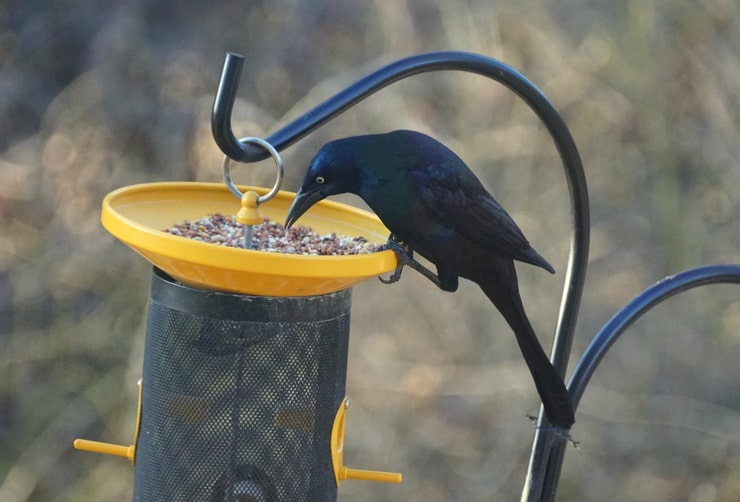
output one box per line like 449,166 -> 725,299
164,213 -> 382,255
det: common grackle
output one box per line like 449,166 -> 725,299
285,129 -> 574,429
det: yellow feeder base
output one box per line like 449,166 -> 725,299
101,182 -> 397,296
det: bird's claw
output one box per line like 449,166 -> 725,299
379,235 -> 448,289
378,237 -> 413,285
378,271 -> 401,284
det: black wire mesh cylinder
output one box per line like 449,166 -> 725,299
133,268 -> 351,501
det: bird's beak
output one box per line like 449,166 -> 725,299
285,187 -> 326,228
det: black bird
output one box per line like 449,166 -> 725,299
285,129 -> 574,429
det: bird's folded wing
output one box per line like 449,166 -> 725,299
415,166 -> 533,258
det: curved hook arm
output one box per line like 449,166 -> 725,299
524,263 -> 740,501
212,50 -> 590,501
569,263 -> 740,408
212,52 -> 249,160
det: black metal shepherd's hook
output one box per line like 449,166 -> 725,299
212,50 -> 589,499
211,51 -> 740,500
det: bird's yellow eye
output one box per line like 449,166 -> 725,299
315,176 -> 325,184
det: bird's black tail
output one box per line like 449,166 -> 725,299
478,260 -> 575,429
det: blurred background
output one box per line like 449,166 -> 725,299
1,0 -> 739,500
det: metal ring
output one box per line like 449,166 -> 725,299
222,136 -> 284,203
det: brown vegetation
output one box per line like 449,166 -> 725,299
1,1 -> 739,500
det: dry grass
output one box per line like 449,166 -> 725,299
1,1 -> 739,500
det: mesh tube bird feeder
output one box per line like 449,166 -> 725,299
74,168 -> 402,499
136,269 -> 351,500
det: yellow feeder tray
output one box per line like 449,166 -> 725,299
101,182 -> 397,296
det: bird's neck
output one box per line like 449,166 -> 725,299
360,174 -> 416,236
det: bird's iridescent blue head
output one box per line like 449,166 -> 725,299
285,137 -> 364,228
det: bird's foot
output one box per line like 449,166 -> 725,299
379,236 -> 447,289
378,238 -> 411,285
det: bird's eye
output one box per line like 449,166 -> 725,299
315,176 -> 325,184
